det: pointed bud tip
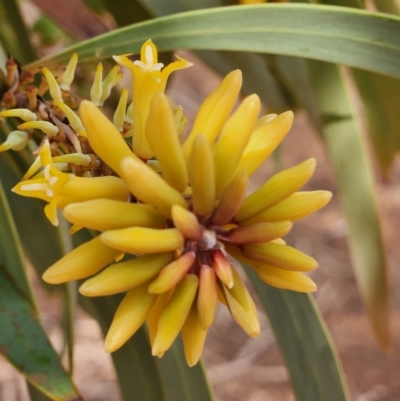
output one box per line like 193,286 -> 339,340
42,269 -> 64,284
104,339 -> 119,354
78,281 -> 92,296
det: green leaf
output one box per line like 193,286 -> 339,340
138,0 -> 226,15
1,0 -> 37,63
140,0 -> 292,111
102,0 -> 152,27
157,338 -> 214,401
307,60 -> 390,349
24,4 -> 400,81
313,0 -> 400,176
244,265 -> 349,401
351,68 -> 400,176
0,179 -> 34,302
0,265 -> 81,401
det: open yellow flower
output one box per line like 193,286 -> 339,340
42,64 -> 331,366
12,140 -> 129,225
113,39 -> 192,159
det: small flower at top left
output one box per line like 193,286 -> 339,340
12,140 -> 128,226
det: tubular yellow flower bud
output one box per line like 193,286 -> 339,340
181,304 -> 207,367
197,266 -> 218,330
236,111 -> 294,176
182,69 -> 242,160
54,100 -> 86,137
148,252 -> 195,294
41,67 -> 63,103
113,88 -> 128,132
147,288 -> 175,346
243,242 -> 318,272
188,135 -> 215,217
254,114 -> 277,129
211,171 -> 248,226
241,191 -> 333,225
0,108 -> 37,121
213,94 -> 261,195
228,221 -> 293,245
146,93 -> 188,192
90,63 -> 103,106
226,244 -> 316,292
105,284 -> 157,353
18,121 -> 59,136
52,153 -> 91,166
100,227 -> 184,254
221,267 -> 260,338
152,274 -> 198,357
236,158 -> 317,222
101,65 -> 121,105
42,236 -> 121,284
0,131 -> 29,152
120,156 -> 187,218
79,100 -> 138,176
64,199 -> 166,231
79,253 -> 175,296
60,52 -> 78,91
211,249 -> 234,288
171,205 -> 202,241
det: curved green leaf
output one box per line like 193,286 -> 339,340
157,338 -> 214,401
2,0 -> 36,63
0,179 -> 34,302
307,59 -> 390,349
0,265 -> 81,401
25,4 -> 400,80
244,265 -> 349,401
139,0 -> 292,111
351,68 -> 400,176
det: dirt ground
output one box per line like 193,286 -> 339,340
0,52 -> 399,401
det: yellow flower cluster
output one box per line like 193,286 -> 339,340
6,40 -> 331,366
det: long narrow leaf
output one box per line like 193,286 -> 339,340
157,338 -> 214,401
351,68 -> 400,175
0,265 -> 81,401
0,179 -> 34,302
307,59 -> 390,348
24,4 -> 400,80
1,0 -> 37,63
314,0 -> 400,174
140,0 -> 292,111
244,265 -> 349,401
